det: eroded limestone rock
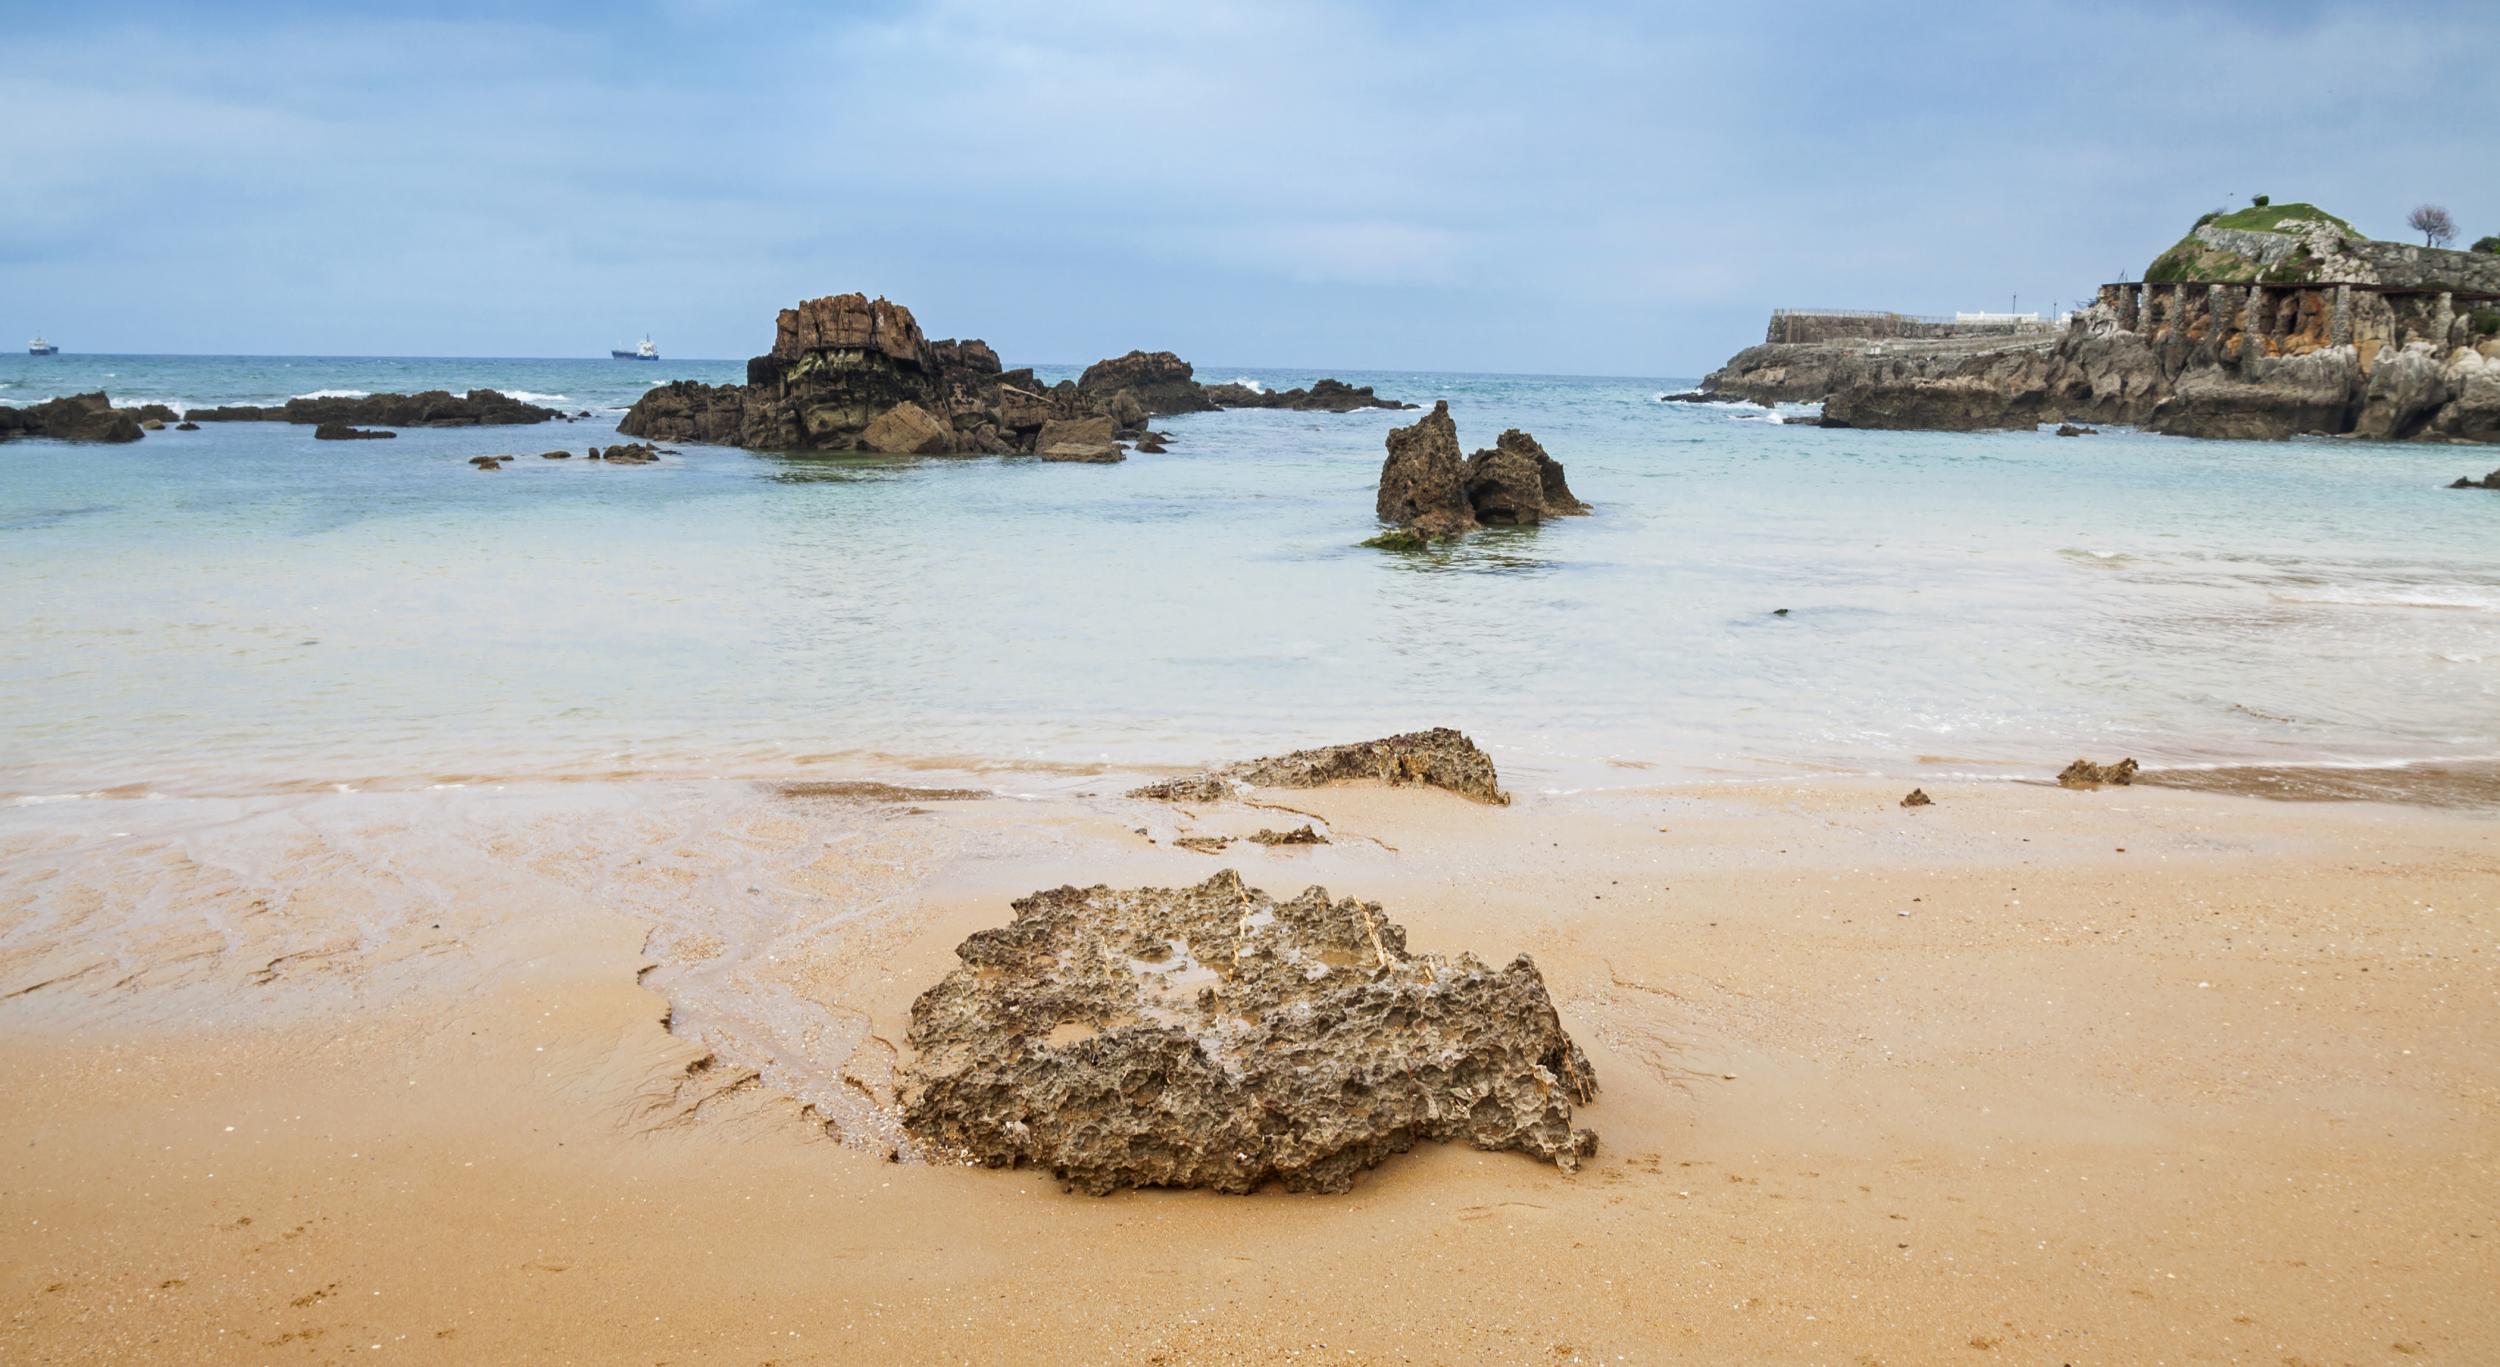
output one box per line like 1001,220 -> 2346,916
1375,401 -> 1478,538
2058,757 -> 2139,788
898,870 -> 1598,1194
1131,728 -> 1510,806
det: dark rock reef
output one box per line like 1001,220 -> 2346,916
2449,468 -> 2500,489
0,392 -> 143,443
1203,378 -> 1413,412
1131,728 -> 1511,806
189,390 -> 564,428
619,293 -> 1413,456
313,423 -> 395,440
1375,402 -> 1588,538
897,870 -> 1598,1195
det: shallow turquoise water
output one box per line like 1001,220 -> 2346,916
3,356 -> 2496,795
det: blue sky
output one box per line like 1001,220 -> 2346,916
4,0 -> 2494,374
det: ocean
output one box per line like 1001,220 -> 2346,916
3,353 -> 2496,797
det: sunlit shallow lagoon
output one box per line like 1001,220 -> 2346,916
4,355 -> 2496,796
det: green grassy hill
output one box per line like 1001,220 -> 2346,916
2143,202 -> 2357,284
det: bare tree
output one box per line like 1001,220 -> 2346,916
2407,204 -> 2457,248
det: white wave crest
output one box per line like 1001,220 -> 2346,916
1225,377 -> 1267,393
115,397 -> 195,415
499,390 -> 570,404
292,388 -> 371,400
2273,587 -> 2500,611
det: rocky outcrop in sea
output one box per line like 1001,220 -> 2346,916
618,293 -> 1416,456
189,389 -> 565,428
1203,378 -> 1414,412
897,870 -> 1598,1194
0,392 -> 147,443
1375,402 -> 1589,539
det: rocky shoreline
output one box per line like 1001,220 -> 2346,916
1698,213 -> 2500,443
618,292 -> 1408,458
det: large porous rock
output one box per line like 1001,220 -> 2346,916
0,392 -> 143,443
1376,401 -> 1477,537
1132,728 -> 1511,806
1463,429 -> 1590,525
1035,414 -> 1122,463
1078,350 -> 1216,416
859,399 -> 956,455
2058,757 -> 2139,788
898,870 -> 1598,1195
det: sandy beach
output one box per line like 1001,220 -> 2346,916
4,771 -> 2492,1363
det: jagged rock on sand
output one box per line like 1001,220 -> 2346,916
897,870 -> 1598,1194
1900,788 -> 1933,808
2058,757 -> 2139,788
1132,728 -> 1511,806
1172,835 -> 1233,854
1250,825 -> 1328,845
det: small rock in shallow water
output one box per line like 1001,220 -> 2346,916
540,450 -> 571,459
2058,757 -> 2139,788
898,870 -> 1598,1194
2054,423 -> 2096,437
1132,728 -> 1510,806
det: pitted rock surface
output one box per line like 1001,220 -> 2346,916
898,870 -> 1598,1194
1130,728 -> 1510,806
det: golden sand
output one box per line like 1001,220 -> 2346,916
2,775 -> 2494,1362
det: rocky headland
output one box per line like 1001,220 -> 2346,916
1374,401 -> 1588,539
188,389 -> 566,427
897,869 -> 1598,1194
1699,205 -> 2500,443
619,292 -> 1411,457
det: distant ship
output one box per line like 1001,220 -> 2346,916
611,336 -> 657,361
27,335 -> 57,356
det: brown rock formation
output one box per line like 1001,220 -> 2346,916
1900,788 -> 1933,808
0,392 -> 143,443
2058,758 -> 2140,788
1377,405 -> 1587,537
1132,729 -> 1511,807
1078,351 -> 1215,416
313,423 -> 395,440
1036,415 -> 1122,463
1463,429 -> 1589,525
1376,401 -> 1477,537
898,870 -> 1598,1194
859,400 -> 956,455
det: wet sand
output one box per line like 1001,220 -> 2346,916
2,774 -> 2495,1362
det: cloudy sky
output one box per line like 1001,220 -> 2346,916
5,0 -> 2494,374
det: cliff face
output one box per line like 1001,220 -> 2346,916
1703,216 -> 2500,444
